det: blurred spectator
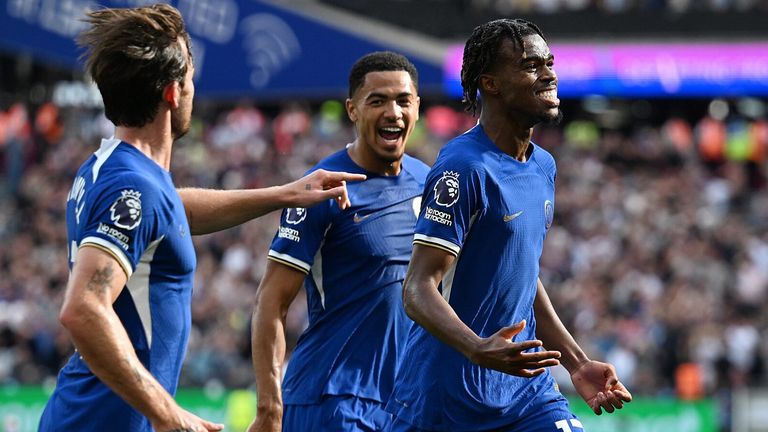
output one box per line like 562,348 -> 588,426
0,93 -> 767,412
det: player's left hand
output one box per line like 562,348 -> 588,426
570,360 -> 632,415
283,169 -> 366,210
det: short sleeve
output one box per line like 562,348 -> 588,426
413,158 -> 485,256
267,200 -> 333,275
77,174 -> 163,278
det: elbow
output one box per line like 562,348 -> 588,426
59,301 -> 92,334
59,304 -> 80,331
401,282 -> 419,321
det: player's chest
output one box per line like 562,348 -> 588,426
154,204 -> 196,277
329,194 -> 422,258
482,173 -> 554,241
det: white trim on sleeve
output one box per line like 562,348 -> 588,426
413,234 -> 461,256
267,250 -> 311,273
80,236 -> 133,278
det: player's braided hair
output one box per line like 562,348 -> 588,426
461,19 -> 545,115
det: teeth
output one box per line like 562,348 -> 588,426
381,127 -> 402,132
538,89 -> 557,99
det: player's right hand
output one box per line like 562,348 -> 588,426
246,410 -> 281,432
469,320 -> 561,378
284,169 -> 367,210
153,407 -> 225,432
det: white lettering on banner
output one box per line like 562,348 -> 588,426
278,226 -> 300,242
424,207 -> 452,226
8,0 -> 91,38
178,0 -> 238,43
240,14 -> 301,88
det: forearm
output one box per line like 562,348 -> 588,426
251,310 -> 285,422
251,297 -> 288,415
63,302 -> 177,423
403,277 -> 481,360
533,278 -> 588,372
179,187 -> 288,235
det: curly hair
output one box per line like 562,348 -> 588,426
77,3 -> 192,127
460,19 -> 545,115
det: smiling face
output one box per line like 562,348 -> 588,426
346,70 -> 420,174
486,34 -> 561,126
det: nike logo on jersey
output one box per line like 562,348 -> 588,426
353,212 -> 374,223
503,211 -> 523,222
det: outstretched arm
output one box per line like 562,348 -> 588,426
402,244 -> 561,377
248,260 -> 305,432
533,278 -> 632,414
60,246 -> 223,432
180,169 -> 366,235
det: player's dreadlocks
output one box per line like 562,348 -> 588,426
461,19 -> 545,115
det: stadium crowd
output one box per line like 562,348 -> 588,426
464,0 -> 768,14
0,95 -> 766,405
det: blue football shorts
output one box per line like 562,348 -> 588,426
283,394 -> 392,432
387,395 -> 583,432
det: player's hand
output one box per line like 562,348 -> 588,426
283,169 -> 366,210
246,409 -> 281,432
570,360 -> 632,415
152,406 -> 225,432
469,320 -> 561,378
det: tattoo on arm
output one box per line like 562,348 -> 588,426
305,183 -> 312,190
86,264 -> 114,294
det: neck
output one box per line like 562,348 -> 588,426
479,108 -> 534,162
113,111 -> 174,170
347,139 -> 402,176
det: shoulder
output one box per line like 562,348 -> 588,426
402,154 -> 431,182
89,170 -> 167,216
531,143 -> 557,181
432,134 -> 486,179
308,147 -> 358,174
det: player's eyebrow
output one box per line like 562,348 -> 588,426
520,53 -> 554,64
366,91 -> 414,100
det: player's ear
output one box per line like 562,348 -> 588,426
346,98 -> 358,123
479,75 -> 499,95
163,81 -> 181,108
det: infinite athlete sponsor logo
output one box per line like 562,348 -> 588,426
278,226 -> 300,242
109,190 -> 142,230
285,207 -> 306,225
504,210 -> 524,222
434,171 -> 460,208
544,200 -> 554,228
424,206 -> 452,226
97,223 -> 130,250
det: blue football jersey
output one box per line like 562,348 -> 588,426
39,138 -> 196,432
267,148 -> 429,405
386,125 -> 563,431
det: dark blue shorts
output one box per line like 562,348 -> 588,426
283,395 -> 392,432
387,397 -> 583,432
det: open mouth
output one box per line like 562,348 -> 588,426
536,88 -> 560,106
378,126 -> 404,142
